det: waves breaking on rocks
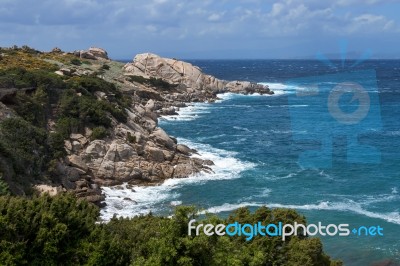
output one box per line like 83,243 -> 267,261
100,97 -> 256,220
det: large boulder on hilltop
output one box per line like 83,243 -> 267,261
88,47 -> 108,59
78,47 -> 109,60
80,50 -> 97,60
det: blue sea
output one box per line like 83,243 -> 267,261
102,60 -> 400,265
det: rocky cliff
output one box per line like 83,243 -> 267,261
124,53 -> 273,102
0,46 -> 273,206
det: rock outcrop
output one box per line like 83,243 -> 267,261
88,47 -> 108,59
73,47 -> 109,60
123,53 -> 273,97
5,48 -> 273,206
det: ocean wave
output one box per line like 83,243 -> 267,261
160,103 -> 211,122
233,126 -> 252,132
100,138 -> 256,220
258,82 -> 301,96
269,104 -> 309,108
100,183 -> 180,220
196,134 -> 227,141
170,200 -> 182,206
202,199 -> 400,225
382,130 -> 400,136
216,92 -> 237,102
259,82 -> 379,96
264,170 -> 302,181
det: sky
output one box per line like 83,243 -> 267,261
0,0 -> 399,59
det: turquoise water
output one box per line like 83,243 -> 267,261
102,60 -> 400,265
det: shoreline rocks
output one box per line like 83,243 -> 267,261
29,48 -> 274,206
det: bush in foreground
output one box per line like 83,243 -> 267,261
0,194 -> 342,266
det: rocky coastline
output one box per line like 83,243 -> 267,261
0,46 -> 273,207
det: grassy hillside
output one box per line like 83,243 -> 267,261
0,46 -> 128,195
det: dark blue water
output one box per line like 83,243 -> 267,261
161,60 -> 400,265
102,60 -> 400,265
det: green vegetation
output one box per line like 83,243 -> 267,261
0,57 -> 130,194
0,47 -> 58,71
91,126 -> 108,140
128,75 -> 175,90
0,118 -> 48,174
70,58 -> 82,66
0,67 -> 65,89
0,194 -> 341,266
0,174 -> 9,196
101,64 -> 110,70
126,131 -> 136,143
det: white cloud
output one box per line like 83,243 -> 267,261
348,13 -> 397,33
208,13 -> 222,22
335,0 -> 396,6
0,0 -> 398,57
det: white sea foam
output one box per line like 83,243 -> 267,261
264,170 -> 302,181
259,82 -> 320,97
258,82 -> 296,96
215,92 -> 273,103
160,90 -> 261,122
170,200 -> 182,206
202,192 -> 400,225
160,103 -> 211,122
216,92 -> 237,102
100,138 -> 256,221
233,126 -> 252,132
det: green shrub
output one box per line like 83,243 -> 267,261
126,132 -> 136,143
0,194 -> 99,265
14,87 -> 49,127
67,76 -> 131,109
128,75 -> 175,90
0,117 -> 48,177
57,86 -> 127,132
148,77 -> 173,89
0,68 -> 65,89
48,132 -> 67,159
55,117 -> 80,138
101,64 -> 110,70
0,195 -> 342,266
70,58 -> 82,66
0,174 -> 9,196
128,75 -> 147,84
91,126 -> 108,140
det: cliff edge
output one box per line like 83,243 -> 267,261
0,46 -> 273,206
